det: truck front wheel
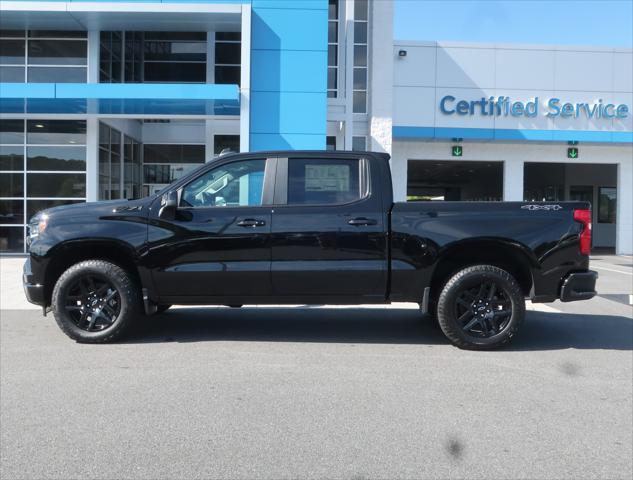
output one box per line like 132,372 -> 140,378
436,265 -> 525,350
51,260 -> 141,343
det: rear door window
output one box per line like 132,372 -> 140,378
287,158 -> 366,205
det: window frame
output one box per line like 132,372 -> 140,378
273,155 -> 371,208
176,157 -> 275,210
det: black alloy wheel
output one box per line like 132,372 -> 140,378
453,280 -> 512,338
52,260 -> 140,343
436,265 -> 525,350
64,274 -> 121,332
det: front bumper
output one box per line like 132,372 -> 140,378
23,257 -> 46,307
560,270 -> 598,302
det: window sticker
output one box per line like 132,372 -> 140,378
305,164 -> 350,192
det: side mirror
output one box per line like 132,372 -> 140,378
158,190 -> 178,220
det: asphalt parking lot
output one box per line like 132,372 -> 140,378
1,255 -> 632,480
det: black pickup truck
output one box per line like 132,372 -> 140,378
23,150 -> 597,349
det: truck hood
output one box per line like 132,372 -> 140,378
31,198 -> 152,222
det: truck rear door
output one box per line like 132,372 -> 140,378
270,153 -> 388,300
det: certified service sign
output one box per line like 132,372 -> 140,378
439,95 -> 630,120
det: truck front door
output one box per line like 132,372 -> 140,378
147,156 -> 274,299
270,154 -> 388,300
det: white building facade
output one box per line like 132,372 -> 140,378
391,41 -> 632,254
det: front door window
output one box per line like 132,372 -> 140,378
180,159 -> 266,208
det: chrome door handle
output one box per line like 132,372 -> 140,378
237,218 -> 266,227
347,217 -> 377,226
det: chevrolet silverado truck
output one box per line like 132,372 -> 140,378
23,151 -> 597,349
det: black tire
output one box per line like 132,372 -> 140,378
156,304 -> 172,314
437,265 -> 525,350
51,260 -> 140,343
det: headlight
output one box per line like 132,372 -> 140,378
28,214 -> 48,241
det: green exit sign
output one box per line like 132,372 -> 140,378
452,145 -> 463,157
567,147 -> 579,159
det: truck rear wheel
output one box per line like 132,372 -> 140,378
51,260 -> 140,343
436,265 -> 525,350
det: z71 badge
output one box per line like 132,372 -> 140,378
521,204 -> 563,211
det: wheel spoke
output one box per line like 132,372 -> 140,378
78,279 -> 88,296
79,310 -> 89,328
493,309 -> 512,318
462,316 -> 480,332
457,310 -> 472,322
487,282 -> 497,300
462,289 -> 477,301
95,284 -> 109,296
102,303 -> 117,318
478,317 -> 492,336
456,297 -> 471,309
87,312 -> 98,331
475,283 -> 486,300
86,276 -> 97,294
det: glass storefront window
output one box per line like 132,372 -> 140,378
215,31 -> 241,86
0,146 -> 24,170
98,122 -> 122,201
0,173 -> 24,197
28,30 -> 87,38
0,31 -> 87,84
214,66 -> 240,85
352,0 -> 369,113
0,200 -> 24,225
0,39 -> 25,64
0,120 -> 24,144
1,119 -> 86,253
28,173 -> 86,198
352,136 -> 366,151
598,187 -> 617,224
0,227 -> 24,253
27,66 -> 87,83
213,135 -> 240,155
328,0 -> 339,98
144,144 -> 205,164
124,136 -> 141,199
27,120 -> 86,145
144,32 -> 207,83
27,40 -> 87,65
26,146 -> 86,171
0,66 -> 24,82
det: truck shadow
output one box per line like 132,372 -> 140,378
126,307 -> 633,351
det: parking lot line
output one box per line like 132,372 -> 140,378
592,265 -> 633,276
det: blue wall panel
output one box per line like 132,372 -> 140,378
392,125 -> 633,144
250,0 -> 327,151
251,8 -> 327,51
250,92 -> 326,134
250,133 -> 327,151
250,50 -> 326,93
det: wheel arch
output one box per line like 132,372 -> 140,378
43,239 -> 143,306
429,238 -> 536,302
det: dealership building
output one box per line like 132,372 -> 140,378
1,0 -> 632,254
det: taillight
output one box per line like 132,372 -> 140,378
573,209 -> 592,256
